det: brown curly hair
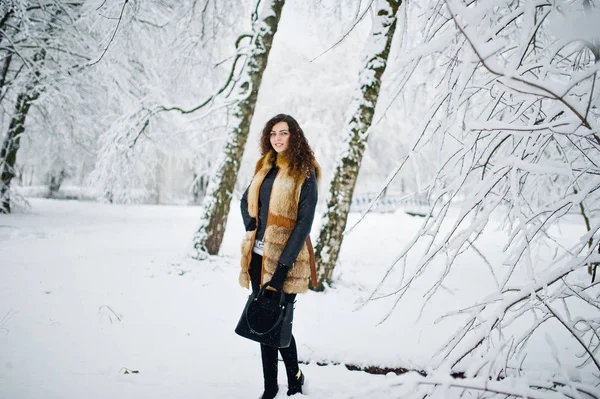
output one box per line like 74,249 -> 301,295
260,114 -> 317,177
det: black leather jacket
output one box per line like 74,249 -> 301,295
241,167 -> 318,267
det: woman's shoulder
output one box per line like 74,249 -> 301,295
302,161 -> 320,189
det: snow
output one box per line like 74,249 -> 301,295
4,0 -> 600,395
1,198 -> 598,398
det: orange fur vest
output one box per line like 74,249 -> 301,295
239,151 -> 320,294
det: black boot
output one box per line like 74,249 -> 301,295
261,386 -> 279,399
261,344 -> 279,398
287,369 -> 304,396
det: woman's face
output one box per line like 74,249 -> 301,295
270,121 -> 290,153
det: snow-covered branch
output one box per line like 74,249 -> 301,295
365,0 -> 600,395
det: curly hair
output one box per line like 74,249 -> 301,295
260,114 -> 317,177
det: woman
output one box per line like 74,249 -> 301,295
240,114 -> 320,398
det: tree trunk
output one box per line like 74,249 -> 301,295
0,11 -> 13,100
191,0 -> 285,257
47,170 -> 67,198
0,90 -> 40,213
0,52 -> 12,96
313,0 -> 400,290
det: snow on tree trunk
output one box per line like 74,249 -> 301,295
313,0 -> 400,290
0,89 -> 40,213
0,25 -> 45,213
191,0 -> 285,257
1,2 -> 88,212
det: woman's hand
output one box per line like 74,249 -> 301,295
268,262 -> 289,291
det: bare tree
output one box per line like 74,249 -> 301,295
313,0 -> 401,289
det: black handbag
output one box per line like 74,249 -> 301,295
235,283 -> 294,348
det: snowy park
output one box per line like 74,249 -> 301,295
2,199 -> 595,398
2,0 -> 600,398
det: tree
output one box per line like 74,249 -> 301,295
313,0 -> 401,289
0,72 -> 42,212
191,0 -> 286,257
13,0 -> 248,206
0,1 -> 94,213
357,0 -> 600,396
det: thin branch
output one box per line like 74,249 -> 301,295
310,0 -> 376,63
88,0 -> 128,66
96,0 -> 108,11
538,294 -> 600,373
390,376 -> 599,399
481,134 -> 510,179
156,51 -> 244,115
235,33 -> 252,49
584,71 -> 597,122
451,259 -> 593,369
445,0 -> 593,129
251,0 -> 262,25
130,119 -> 149,149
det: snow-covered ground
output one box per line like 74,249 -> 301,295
0,199 -> 596,398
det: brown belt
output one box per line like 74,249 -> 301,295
306,236 -> 318,288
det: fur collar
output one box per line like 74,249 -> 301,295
254,150 -> 321,183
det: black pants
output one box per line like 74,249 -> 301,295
249,253 -> 299,390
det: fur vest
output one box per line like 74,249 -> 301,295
239,151 -> 320,294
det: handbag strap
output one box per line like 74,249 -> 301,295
306,236 -> 318,288
246,287 -> 288,336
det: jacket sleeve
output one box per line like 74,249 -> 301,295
278,173 -> 318,267
240,185 -> 256,231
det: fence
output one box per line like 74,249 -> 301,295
350,191 -> 430,215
